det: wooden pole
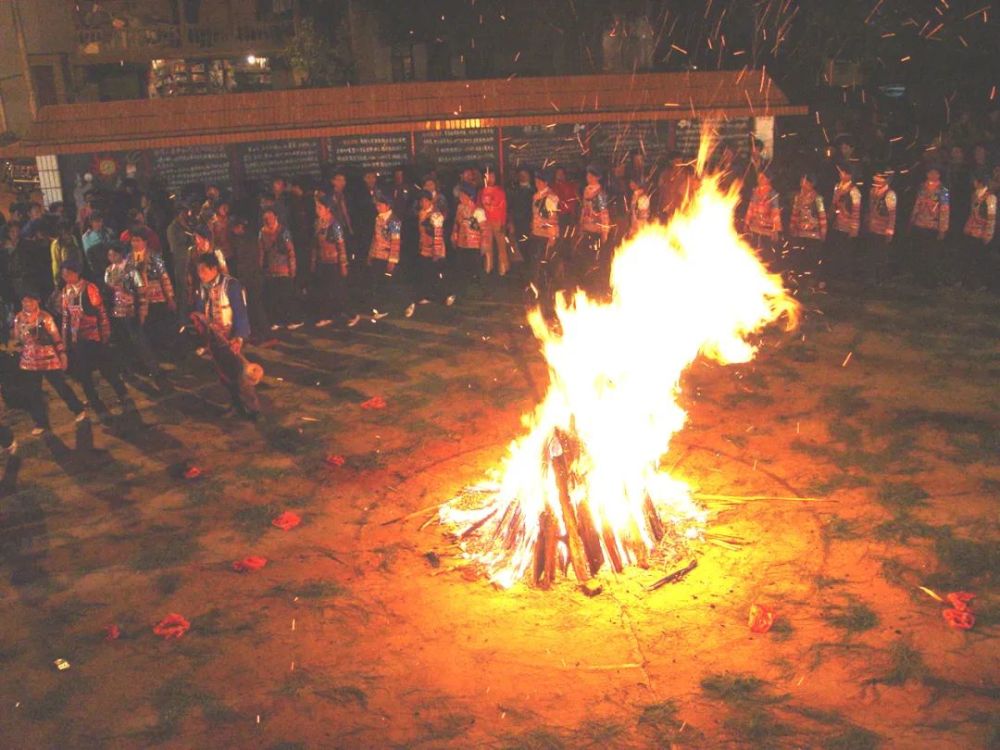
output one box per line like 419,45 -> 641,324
10,0 -> 37,121
552,452 -> 591,585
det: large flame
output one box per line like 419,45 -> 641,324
442,154 -> 798,589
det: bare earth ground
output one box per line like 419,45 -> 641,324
0,277 -> 997,749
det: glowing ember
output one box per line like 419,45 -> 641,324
442,146 -> 798,589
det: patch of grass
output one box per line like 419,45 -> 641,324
722,390 -> 775,408
315,685 -> 368,708
723,708 -> 790,745
239,465 -> 292,482
929,533 -> 999,586
155,572 -> 183,596
822,386 -> 869,417
570,719 -> 625,748
822,726 -> 881,750
872,641 -> 929,686
700,673 -> 779,705
189,607 -> 255,637
809,473 -> 873,495
500,728 -> 566,750
828,421 -> 862,444
25,677 -> 91,721
149,677 -> 235,741
814,575 -> 848,589
185,479 -> 225,507
419,711 -> 476,743
637,699 -> 695,745
131,528 -> 200,571
231,503 -> 283,541
769,617 -> 795,642
267,580 -> 346,601
873,515 -> 939,543
821,517 -> 862,542
823,599 -> 879,634
875,482 -> 928,512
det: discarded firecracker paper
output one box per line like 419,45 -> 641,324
325,454 -> 346,467
233,556 -> 268,573
183,466 -> 203,480
946,591 -> 974,611
153,613 -> 191,639
271,512 -> 301,531
748,603 -> 775,633
104,624 -> 121,641
53,658 -> 71,671
942,608 -> 975,630
360,396 -> 386,410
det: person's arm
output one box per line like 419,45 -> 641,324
51,240 -> 61,285
89,283 -> 111,344
817,197 -> 828,241
387,222 -> 401,272
47,315 -> 68,370
771,196 -> 782,240
850,188 -> 861,238
885,191 -> 897,241
984,195 -> 997,244
939,190 -> 950,238
284,230 -> 296,277
227,278 -> 251,344
160,263 -> 176,311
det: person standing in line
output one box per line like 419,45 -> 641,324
577,165 -> 612,293
105,243 -> 164,386
829,163 -> 862,283
960,170 -> 996,290
405,191 -> 454,318
355,192 -> 401,326
311,196 -> 349,328
192,252 -> 259,420
908,167 -> 950,287
788,172 -> 827,288
527,169 -> 562,296
50,220 -> 83,287
166,204 -> 194,326
125,233 -> 176,355
864,169 -> 897,285
209,199 -> 235,276
328,170 -> 355,257
626,177 -> 651,237
507,167 -> 534,269
230,216 -> 269,340
478,167 -> 509,281
258,207 -> 301,331
743,170 -> 783,270
451,185 -> 484,293
82,212 -> 115,282
59,259 -> 131,420
11,288 -> 88,435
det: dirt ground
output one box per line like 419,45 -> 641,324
0,276 -> 997,749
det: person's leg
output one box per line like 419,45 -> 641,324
495,225 -> 510,277
95,343 -> 128,401
43,371 -> 86,417
127,317 -> 161,377
264,277 -> 280,326
24,372 -> 50,429
68,344 -> 102,409
481,230 -> 494,276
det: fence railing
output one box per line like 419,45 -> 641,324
76,20 -> 294,56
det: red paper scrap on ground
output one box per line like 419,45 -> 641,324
325,454 -> 346,467
104,624 -> 121,641
943,608 -> 975,630
271,511 -> 301,531
183,466 -> 202,480
946,592 -> 975,611
748,603 -> 774,633
153,613 -> 190,639
360,396 -> 386,410
233,556 -> 268,572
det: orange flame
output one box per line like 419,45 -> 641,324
442,151 -> 798,588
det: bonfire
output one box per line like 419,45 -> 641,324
441,142 -> 798,591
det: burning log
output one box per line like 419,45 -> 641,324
438,144 -> 799,591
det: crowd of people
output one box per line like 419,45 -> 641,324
0,125 -> 997,460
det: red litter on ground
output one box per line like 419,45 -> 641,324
748,603 -> 775,633
946,592 -> 975,611
233,556 -> 268,572
104,624 -> 121,641
943,608 -> 975,630
153,613 -> 191,639
360,396 -> 386,410
271,511 -> 301,531
183,466 -> 203,480
325,454 -> 346,467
